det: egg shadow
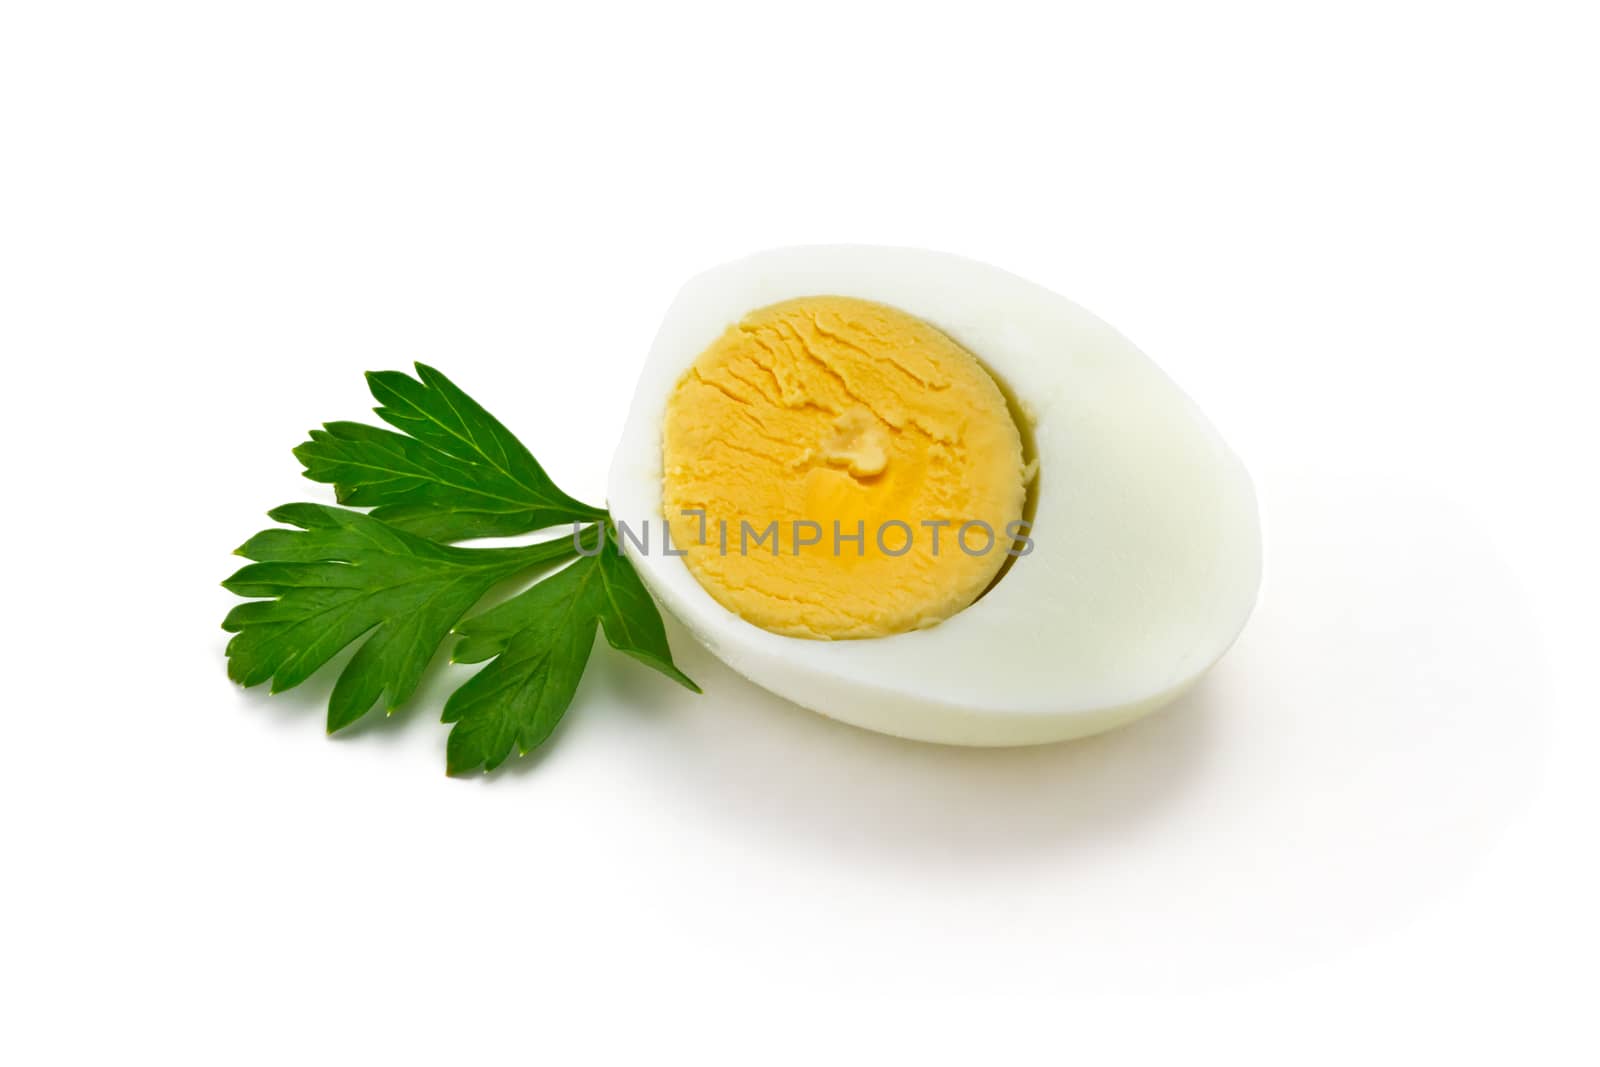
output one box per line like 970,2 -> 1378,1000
607,616 -> 1228,872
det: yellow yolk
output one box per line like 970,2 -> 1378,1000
660,296 -> 1026,639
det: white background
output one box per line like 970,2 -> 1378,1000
3,2 -> 1596,1063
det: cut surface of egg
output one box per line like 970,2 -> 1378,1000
608,246 -> 1261,746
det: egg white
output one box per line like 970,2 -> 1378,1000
608,246 -> 1261,745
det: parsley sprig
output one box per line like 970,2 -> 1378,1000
222,365 -> 698,775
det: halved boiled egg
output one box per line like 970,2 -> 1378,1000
607,246 -> 1261,745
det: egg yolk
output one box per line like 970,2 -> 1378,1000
660,296 -> 1026,639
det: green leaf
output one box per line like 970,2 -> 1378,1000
222,503 -> 586,732
592,535 -> 700,694
443,529 -> 698,775
293,363 -> 606,542
226,364 -> 702,775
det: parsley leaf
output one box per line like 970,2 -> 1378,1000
443,528 -> 700,775
224,365 -> 699,775
294,363 -> 607,543
222,503 -> 585,732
